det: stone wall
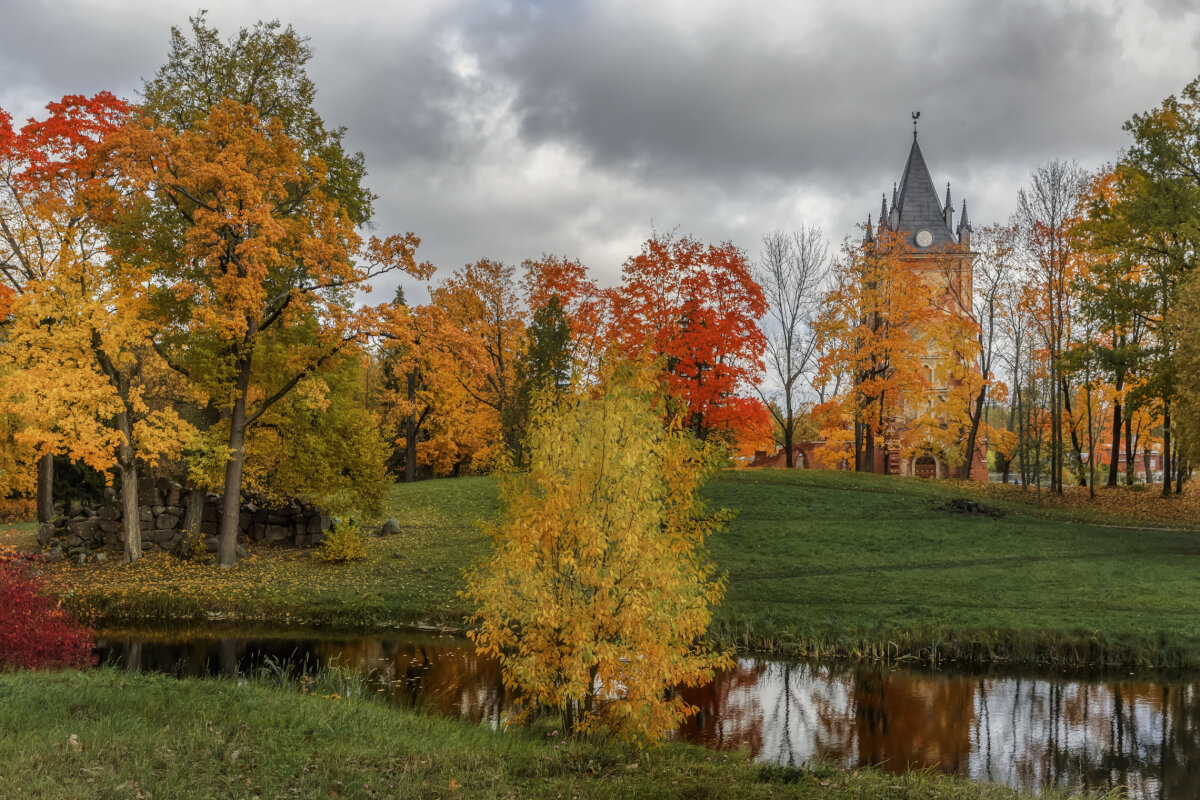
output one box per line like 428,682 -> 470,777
37,478 -> 332,561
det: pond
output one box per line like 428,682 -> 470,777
95,628 -> 1200,799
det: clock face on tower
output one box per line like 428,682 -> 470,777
916,229 -> 933,247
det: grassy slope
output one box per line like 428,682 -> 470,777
705,470 -> 1200,666
32,470 -> 1200,667
0,669 -> 1094,800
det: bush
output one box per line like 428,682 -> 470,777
0,547 -> 94,669
0,498 -> 35,523
313,522 -> 367,563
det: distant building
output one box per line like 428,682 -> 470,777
756,121 -> 986,480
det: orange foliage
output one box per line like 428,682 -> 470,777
608,232 -> 770,446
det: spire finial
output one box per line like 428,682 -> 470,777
880,193 -> 888,228
911,110 -> 920,139
944,182 -> 952,210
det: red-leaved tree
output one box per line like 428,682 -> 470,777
609,232 -> 770,445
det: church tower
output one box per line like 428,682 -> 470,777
861,117 -> 982,479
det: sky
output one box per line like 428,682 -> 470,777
2,0 -> 1198,302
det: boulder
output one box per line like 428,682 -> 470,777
265,524 -> 289,542
44,545 -> 63,563
155,513 -> 180,530
36,522 -> 55,547
165,482 -> 183,507
203,536 -> 219,553
95,552 -> 107,563
380,518 -> 402,536
139,508 -> 154,528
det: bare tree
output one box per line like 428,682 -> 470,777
754,228 -> 829,467
1014,160 -> 1088,492
938,223 -> 1017,479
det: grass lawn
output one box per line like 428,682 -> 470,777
24,469 -> 1200,668
0,668 -> 1096,800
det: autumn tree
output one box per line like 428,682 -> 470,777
98,100 -> 424,568
1080,75 -> 1200,494
816,230 -> 944,472
1,255 -> 192,562
609,232 -> 769,447
465,357 -> 731,741
754,227 -> 829,467
0,92 -> 132,523
435,259 -> 526,431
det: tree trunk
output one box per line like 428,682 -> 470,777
182,488 -> 204,539
863,425 -> 876,473
115,409 -> 142,564
218,362 -> 252,568
36,453 -> 54,523
1107,399 -> 1122,488
1125,415 -> 1136,485
1162,400 -> 1173,497
782,412 -> 795,469
962,383 -> 988,481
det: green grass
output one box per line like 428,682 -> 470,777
0,668 -> 1101,800
37,469 -> 1200,668
704,470 -> 1200,667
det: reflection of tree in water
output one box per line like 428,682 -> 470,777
817,666 -> 975,775
967,677 -> 1200,799
674,658 -> 766,755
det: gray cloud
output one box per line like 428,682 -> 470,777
2,0 -> 1198,301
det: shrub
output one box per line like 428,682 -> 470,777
0,498 -> 35,523
313,522 -> 367,563
465,357 -> 732,742
0,547 -> 94,670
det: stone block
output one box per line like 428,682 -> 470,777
99,505 -> 120,521
305,516 -> 322,534
253,507 -> 269,524
251,523 -> 266,540
98,520 -> 122,534
68,518 -> 99,539
380,518 -> 401,536
293,521 -> 306,538
37,522 -> 55,547
155,513 -> 180,530
139,508 -> 154,528
266,513 -> 289,525
239,512 -> 251,531
153,529 -> 175,544
265,524 -> 289,542
203,536 -> 219,553
165,505 -> 185,516
66,535 -> 83,548
165,482 -> 183,507
294,534 -> 309,547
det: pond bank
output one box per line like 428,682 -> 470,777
89,624 -> 1200,798
0,667 -> 1103,800
32,470 -> 1200,670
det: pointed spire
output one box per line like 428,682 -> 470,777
880,193 -> 888,232
890,182 -> 899,229
957,199 -> 972,248
943,182 -> 952,212
864,213 -> 874,244
943,182 -> 954,229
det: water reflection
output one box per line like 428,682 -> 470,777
96,630 -> 1200,799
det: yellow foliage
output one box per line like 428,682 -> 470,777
464,356 -> 732,743
313,522 -> 367,563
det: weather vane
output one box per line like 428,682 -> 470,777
912,110 -> 920,138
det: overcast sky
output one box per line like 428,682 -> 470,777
2,0 -> 1198,301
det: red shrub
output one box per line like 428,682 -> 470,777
0,547 -> 94,670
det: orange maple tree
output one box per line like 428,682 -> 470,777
95,100 -> 428,567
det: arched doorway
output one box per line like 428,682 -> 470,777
914,455 -> 937,479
